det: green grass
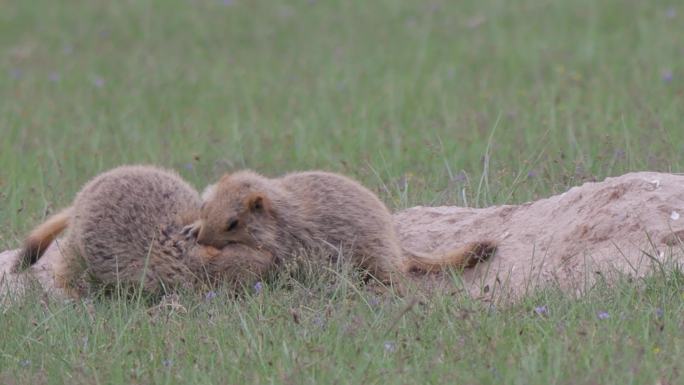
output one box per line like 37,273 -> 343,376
1,0 -> 683,383
2,263 -> 683,384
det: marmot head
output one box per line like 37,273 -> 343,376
196,171 -> 274,249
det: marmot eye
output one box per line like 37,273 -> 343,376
226,219 -> 239,232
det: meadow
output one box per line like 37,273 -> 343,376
1,0 -> 683,383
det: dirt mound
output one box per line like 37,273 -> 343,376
2,172 -> 684,301
396,171 -> 684,300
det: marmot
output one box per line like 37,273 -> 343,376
13,165 -> 273,296
186,170 -> 496,283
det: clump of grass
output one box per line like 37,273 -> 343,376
2,257 -> 683,384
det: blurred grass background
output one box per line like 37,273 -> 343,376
0,1 -> 682,383
2,0 -> 682,247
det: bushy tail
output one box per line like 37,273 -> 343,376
405,240 -> 497,273
12,207 -> 72,272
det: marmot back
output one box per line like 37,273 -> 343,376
65,165 -> 200,292
191,170 -> 496,283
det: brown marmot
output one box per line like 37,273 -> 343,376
13,165 -> 273,296
186,170 -> 496,283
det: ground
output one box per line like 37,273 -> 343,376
1,0 -> 683,384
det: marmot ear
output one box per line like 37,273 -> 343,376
246,193 -> 271,213
201,183 -> 217,202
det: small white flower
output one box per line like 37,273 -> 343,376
670,211 -> 680,221
383,341 -> 396,353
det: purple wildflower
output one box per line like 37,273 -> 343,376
49,72 -> 61,82
10,68 -> 23,79
205,291 -> 217,300
597,311 -> 610,320
534,305 -> 548,316
662,70 -> 673,84
527,170 -> 537,178
655,308 -> 664,318
453,171 -> 468,183
92,76 -> 105,88
666,8 -> 677,19
254,281 -> 263,294
312,315 -> 326,328
368,296 -> 381,307
221,0 -> 234,5
162,359 -> 173,367
383,341 -> 396,353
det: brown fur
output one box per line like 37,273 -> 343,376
190,170 -> 496,283
14,165 -> 273,297
13,207 -> 72,272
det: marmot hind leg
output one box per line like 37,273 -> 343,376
53,239 -> 89,298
